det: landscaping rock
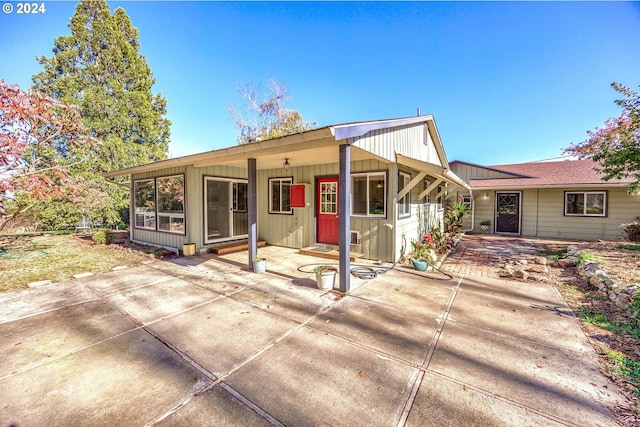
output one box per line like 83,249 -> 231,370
526,265 -> 548,274
533,256 -> 547,265
27,280 -> 52,288
558,258 -> 578,268
513,270 -> 529,280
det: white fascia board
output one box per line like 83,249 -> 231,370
331,115 -> 433,140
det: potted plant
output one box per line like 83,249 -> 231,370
480,219 -> 491,232
253,257 -> 266,273
409,238 -> 435,271
182,242 -> 196,257
314,265 -> 337,290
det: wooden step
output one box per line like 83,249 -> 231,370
299,247 -> 361,262
212,241 -> 266,255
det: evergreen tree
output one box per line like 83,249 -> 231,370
31,0 -> 171,227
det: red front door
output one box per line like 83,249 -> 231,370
317,177 -> 339,245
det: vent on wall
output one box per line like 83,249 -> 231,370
350,231 -> 360,245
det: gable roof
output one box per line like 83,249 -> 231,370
452,159 -> 634,189
105,115 -> 441,177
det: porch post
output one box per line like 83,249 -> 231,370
338,143 -> 351,292
248,158 -> 257,269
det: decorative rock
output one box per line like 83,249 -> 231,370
513,270 -> 529,280
533,256 -> 547,265
517,259 -> 529,265
27,280 -> 52,288
558,258 -> 578,268
526,265 -> 548,274
112,265 -> 129,271
73,272 -> 94,279
583,264 -> 606,278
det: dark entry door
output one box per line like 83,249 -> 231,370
495,192 -> 520,234
317,177 -> 339,245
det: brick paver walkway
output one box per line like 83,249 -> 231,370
441,234 -> 575,278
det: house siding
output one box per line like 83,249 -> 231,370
472,186 -> 639,241
450,162 -> 516,182
532,187 -> 639,241
351,123 -> 441,166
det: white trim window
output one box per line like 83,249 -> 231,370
423,179 -> 431,204
461,195 -> 472,209
565,191 -> 607,217
133,179 -> 156,230
352,172 -> 386,217
269,177 -> 292,214
398,171 -> 411,218
156,175 -> 185,233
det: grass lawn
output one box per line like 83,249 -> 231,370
0,232 -> 172,293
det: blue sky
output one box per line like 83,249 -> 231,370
1,1 -> 639,165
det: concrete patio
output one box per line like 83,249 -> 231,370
0,243 -> 628,426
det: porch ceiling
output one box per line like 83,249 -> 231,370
104,128 -> 387,177
196,145 -> 382,170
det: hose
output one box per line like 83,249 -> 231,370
297,236 -> 453,281
296,258 -> 452,282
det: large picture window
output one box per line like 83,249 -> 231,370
565,191 -> 607,217
133,179 -> 156,230
269,177 -> 292,214
352,172 -> 386,217
398,171 -> 411,218
156,175 -> 185,233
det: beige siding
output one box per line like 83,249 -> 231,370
531,187 -> 640,241
131,164 -> 248,253
131,166 -> 189,251
451,163 -> 516,182
130,153 -> 453,261
258,158 -> 396,261
351,123 -> 442,166
471,187 -> 640,241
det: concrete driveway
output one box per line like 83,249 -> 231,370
0,245 -> 627,426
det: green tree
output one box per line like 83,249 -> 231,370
228,78 -> 315,144
565,83 -> 640,194
31,0 -> 170,227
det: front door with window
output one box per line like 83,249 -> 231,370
317,177 -> 339,245
495,192 -> 521,234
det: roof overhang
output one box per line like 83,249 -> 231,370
104,115 -> 451,179
396,154 -> 471,191
469,183 -> 631,191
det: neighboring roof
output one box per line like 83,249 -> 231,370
457,159 -> 634,189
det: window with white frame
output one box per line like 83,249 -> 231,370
398,171 -> 411,218
565,191 -> 607,217
352,172 -> 386,217
423,179 -> 431,204
156,175 -> 185,233
461,195 -> 472,209
133,179 -> 156,230
269,177 -> 292,214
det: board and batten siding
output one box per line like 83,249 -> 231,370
450,163 -> 517,182
532,187 -> 640,241
351,122 -> 441,166
131,164 -> 248,252
472,187 -> 639,241
131,165 -> 189,251
258,158 -> 399,261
